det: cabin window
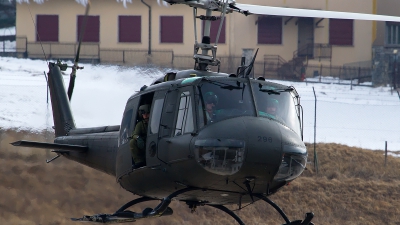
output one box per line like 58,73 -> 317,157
119,15 -> 141,43
202,19 -> 226,44
160,16 -> 183,43
386,22 -> 400,45
257,17 -> 282,44
120,109 -> 133,145
174,91 -> 194,136
150,98 -> 164,134
77,15 -> 100,42
329,19 -> 353,46
36,15 -> 58,42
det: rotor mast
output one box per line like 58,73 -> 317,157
163,0 -> 249,71
193,8 -> 220,71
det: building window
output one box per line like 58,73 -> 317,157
386,22 -> 400,45
329,19 -> 353,46
203,19 -> 226,44
257,17 -> 282,44
77,15 -> 100,42
174,91 -> 194,136
119,15 -> 141,43
160,16 -> 183,43
37,15 -> 58,42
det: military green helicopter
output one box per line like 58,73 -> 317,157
11,0 -> 400,224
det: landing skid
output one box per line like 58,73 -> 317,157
71,187 -> 314,224
71,196 -> 173,223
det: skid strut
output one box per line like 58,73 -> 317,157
71,187 -> 313,224
71,187 -> 200,223
208,204 -> 245,225
254,194 -> 314,225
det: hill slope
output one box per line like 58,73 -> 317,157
1,129 -> 399,224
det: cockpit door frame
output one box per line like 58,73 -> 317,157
146,90 -> 167,167
157,86 -> 196,164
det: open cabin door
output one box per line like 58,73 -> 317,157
116,97 -> 139,178
157,86 -> 195,164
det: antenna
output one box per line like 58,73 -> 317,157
236,48 -> 259,78
67,1 -> 91,101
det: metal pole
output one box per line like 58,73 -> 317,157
141,0 -> 151,55
350,71 -> 353,90
202,9 -> 212,56
312,87 -> 318,173
215,0 -> 228,46
394,54 -> 398,89
319,63 -> 322,82
193,7 -> 198,44
44,71 -> 49,104
385,141 -> 388,167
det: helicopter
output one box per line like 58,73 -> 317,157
11,0 -> 400,224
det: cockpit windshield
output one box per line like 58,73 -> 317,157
197,78 -> 302,136
252,82 -> 302,136
198,79 -> 255,125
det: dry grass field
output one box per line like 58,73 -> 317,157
1,129 -> 400,225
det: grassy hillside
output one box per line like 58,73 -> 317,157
1,129 -> 399,225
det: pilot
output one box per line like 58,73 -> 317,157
204,92 -> 218,122
130,104 -> 150,169
260,98 -> 284,123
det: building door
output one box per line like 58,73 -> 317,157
297,18 -> 314,58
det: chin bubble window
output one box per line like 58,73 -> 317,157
194,139 -> 245,176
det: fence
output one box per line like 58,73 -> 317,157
26,42 -> 99,61
3,39 -> 373,85
294,43 -> 332,61
305,64 -> 372,85
101,49 -> 174,66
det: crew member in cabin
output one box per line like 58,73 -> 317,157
130,104 -> 150,169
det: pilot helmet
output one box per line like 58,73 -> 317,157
204,92 -> 218,105
138,104 -> 150,116
267,98 -> 279,108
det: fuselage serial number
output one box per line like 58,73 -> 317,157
257,136 -> 272,143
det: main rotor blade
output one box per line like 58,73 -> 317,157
75,1 -> 91,64
67,0 -> 91,101
235,3 -> 400,22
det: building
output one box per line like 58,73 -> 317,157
15,0 -> 395,81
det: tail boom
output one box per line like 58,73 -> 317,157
48,62 -> 76,136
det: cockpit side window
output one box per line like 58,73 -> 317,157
150,98 -> 164,134
119,97 -> 140,146
252,82 -> 301,136
120,109 -> 133,146
174,91 -> 194,136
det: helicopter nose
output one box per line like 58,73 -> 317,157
193,117 -> 284,177
241,117 -> 284,178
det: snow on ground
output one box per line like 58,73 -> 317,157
0,56 -> 399,152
